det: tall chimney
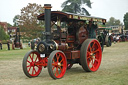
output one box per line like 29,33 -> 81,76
43,4 -> 52,41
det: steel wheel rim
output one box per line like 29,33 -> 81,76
51,52 -> 67,78
26,51 -> 42,76
87,40 -> 102,71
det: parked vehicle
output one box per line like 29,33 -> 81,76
96,27 -> 112,51
12,28 -> 23,49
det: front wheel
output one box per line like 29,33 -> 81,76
22,50 -> 42,78
48,50 -> 67,79
80,39 -> 102,72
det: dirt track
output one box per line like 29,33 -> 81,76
0,42 -> 128,85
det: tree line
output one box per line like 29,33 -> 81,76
106,17 -> 122,27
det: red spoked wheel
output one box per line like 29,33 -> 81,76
48,50 -> 67,79
22,50 -> 42,78
80,39 -> 102,72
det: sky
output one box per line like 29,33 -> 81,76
0,0 -> 128,25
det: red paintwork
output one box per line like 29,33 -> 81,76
34,57 -> 48,67
86,40 -> 102,71
51,51 -> 67,78
64,50 -> 80,59
77,26 -> 88,44
12,42 -> 23,49
53,25 -> 88,60
66,35 -> 75,43
26,51 -> 42,77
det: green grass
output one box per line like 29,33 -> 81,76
0,42 -> 128,85
0,43 -> 30,60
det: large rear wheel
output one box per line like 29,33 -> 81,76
48,50 -> 67,79
80,39 -> 102,72
22,50 -> 42,78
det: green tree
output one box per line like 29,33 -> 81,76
115,20 -> 121,25
0,26 -> 9,40
61,0 -> 92,16
7,23 -> 12,27
123,12 -> 128,30
18,3 -> 44,39
13,15 -> 20,26
106,17 -> 122,26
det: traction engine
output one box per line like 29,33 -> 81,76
22,4 -> 103,79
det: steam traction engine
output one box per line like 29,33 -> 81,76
12,28 -> 23,49
96,27 -> 112,51
22,4 -> 106,79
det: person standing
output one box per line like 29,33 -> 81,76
116,35 -> 120,42
87,21 -> 98,38
0,40 -> 2,50
7,40 -> 10,50
31,39 -> 35,50
113,35 -> 116,44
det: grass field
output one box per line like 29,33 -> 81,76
0,42 -> 128,85
0,43 -> 30,60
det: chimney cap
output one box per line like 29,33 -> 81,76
43,4 -> 52,9
44,4 -> 51,6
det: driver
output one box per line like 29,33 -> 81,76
87,20 -> 98,38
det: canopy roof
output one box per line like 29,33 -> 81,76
37,11 -> 106,23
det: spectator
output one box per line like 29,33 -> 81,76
87,21 -> 98,38
113,35 -> 116,44
116,35 -> 120,42
31,39 -> 35,50
7,40 -> 10,50
0,40 -> 2,50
